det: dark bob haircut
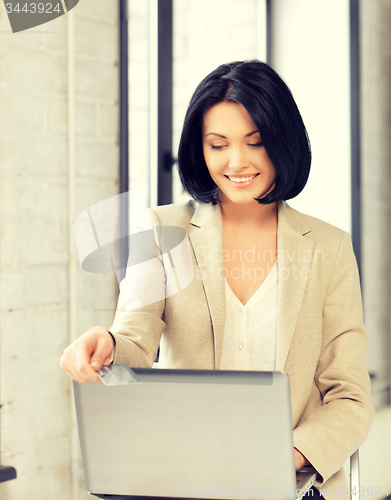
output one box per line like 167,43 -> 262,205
177,60 -> 311,205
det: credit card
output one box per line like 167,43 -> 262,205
96,364 -> 141,386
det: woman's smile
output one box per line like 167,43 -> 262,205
225,173 -> 260,187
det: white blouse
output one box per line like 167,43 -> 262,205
220,262 -> 278,371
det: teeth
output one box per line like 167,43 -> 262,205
228,175 -> 257,183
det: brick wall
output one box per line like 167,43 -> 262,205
0,1 -> 119,498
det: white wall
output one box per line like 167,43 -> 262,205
270,0 -> 352,233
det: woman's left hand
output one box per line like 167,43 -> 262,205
294,448 -> 310,471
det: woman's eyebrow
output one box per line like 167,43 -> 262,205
204,130 -> 259,139
205,132 -> 227,138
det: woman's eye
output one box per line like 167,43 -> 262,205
249,142 -> 264,148
211,145 -> 225,150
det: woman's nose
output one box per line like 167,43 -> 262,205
228,146 -> 247,169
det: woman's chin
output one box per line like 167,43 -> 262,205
219,190 -> 261,206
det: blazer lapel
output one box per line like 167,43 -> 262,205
188,203 -> 226,369
275,201 -> 314,371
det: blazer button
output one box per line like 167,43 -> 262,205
240,308 -> 245,314
239,343 -> 244,350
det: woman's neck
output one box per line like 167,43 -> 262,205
220,199 -> 278,227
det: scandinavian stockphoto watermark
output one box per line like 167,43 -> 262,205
3,0 -> 79,33
180,485 -> 391,498
180,485 -> 314,498
196,245 -> 324,284
73,190 -> 322,311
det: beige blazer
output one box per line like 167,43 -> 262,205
110,200 -> 375,499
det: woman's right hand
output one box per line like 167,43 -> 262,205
60,326 -> 114,383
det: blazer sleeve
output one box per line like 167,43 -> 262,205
293,230 -> 375,484
108,210 -> 167,367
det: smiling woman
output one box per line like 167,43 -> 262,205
60,60 -> 375,500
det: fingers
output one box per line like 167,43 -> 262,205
60,345 -> 98,383
102,356 -> 113,366
89,334 -> 113,371
60,327 -> 114,383
75,344 -> 102,383
293,448 -> 306,471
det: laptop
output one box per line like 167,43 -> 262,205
73,366 -> 318,500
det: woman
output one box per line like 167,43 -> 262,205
61,61 -> 374,499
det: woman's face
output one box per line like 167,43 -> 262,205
202,101 -> 276,206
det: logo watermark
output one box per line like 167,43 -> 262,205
74,190 -> 194,311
